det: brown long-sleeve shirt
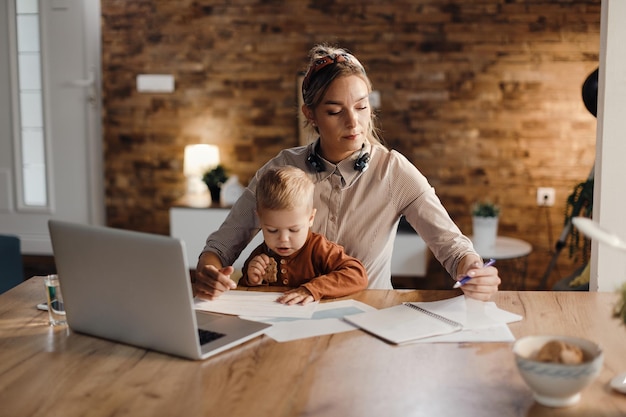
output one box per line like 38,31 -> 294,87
240,231 -> 368,300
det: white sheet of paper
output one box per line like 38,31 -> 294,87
410,295 -> 523,330
403,296 -> 522,343
409,323 -> 516,343
242,299 -> 376,342
346,295 -> 522,344
482,300 -> 523,324
194,291 -> 318,319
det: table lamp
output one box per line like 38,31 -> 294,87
184,144 -> 220,195
571,216 -> 626,394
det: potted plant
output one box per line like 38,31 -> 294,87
471,201 -> 500,252
472,200 -> 501,218
202,165 -> 228,204
561,178 -> 594,290
564,178 -> 594,262
547,177 -> 594,291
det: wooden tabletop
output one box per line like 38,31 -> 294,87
1,278 -> 626,417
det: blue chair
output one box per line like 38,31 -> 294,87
0,234 -> 24,294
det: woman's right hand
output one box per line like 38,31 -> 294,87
194,252 -> 237,300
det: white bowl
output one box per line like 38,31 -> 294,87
513,335 -> 603,407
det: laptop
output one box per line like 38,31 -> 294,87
48,219 -> 271,360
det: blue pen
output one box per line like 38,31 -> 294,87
453,258 -> 496,288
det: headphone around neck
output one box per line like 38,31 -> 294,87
307,143 -> 370,173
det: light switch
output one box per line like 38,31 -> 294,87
136,74 -> 175,93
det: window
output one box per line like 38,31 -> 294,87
11,0 -> 48,208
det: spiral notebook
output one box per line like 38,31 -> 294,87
343,295 -> 518,344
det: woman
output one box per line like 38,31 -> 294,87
194,43 -> 500,301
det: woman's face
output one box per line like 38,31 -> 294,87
306,75 -> 371,163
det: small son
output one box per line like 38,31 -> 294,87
240,166 -> 368,305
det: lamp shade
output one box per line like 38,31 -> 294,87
184,144 -> 220,195
572,217 -> 626,252
184,144 -> 220,177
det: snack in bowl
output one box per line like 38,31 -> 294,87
513,335 -> 603,408
535,340 -> 584,365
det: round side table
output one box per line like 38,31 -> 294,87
471,236 -> 533,290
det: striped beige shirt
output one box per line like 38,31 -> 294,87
202,140 -> 477,289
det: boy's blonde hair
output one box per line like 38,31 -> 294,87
256,166 -> 314,213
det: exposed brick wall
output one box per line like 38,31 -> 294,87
101,0 -> 601,290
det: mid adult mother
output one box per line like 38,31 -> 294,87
194,44 -> 500,301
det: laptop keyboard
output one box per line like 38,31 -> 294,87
198,328 -> 226,345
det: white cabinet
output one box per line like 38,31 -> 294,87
392,231 -> 429,277
170,205 -> 263,271
170,199 -> 430,277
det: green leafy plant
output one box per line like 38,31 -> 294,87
202,165 -> 228,190
471,201 -> 500,218
564,178 -> 594,262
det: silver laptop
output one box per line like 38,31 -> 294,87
48,219 -> 271,360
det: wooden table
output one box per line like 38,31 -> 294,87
1,278 -> 626,417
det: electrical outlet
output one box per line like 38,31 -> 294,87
537,187 -> 555,207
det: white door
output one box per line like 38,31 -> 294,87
0,0 -> 103,254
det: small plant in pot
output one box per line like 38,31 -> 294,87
202,165 -> 228,205
472,201 -> 501,218
472,201 -> 500,252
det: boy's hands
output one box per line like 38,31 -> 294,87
246,254 -> 273,285
246,254 -> 315,304
276,287 -> 314,305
